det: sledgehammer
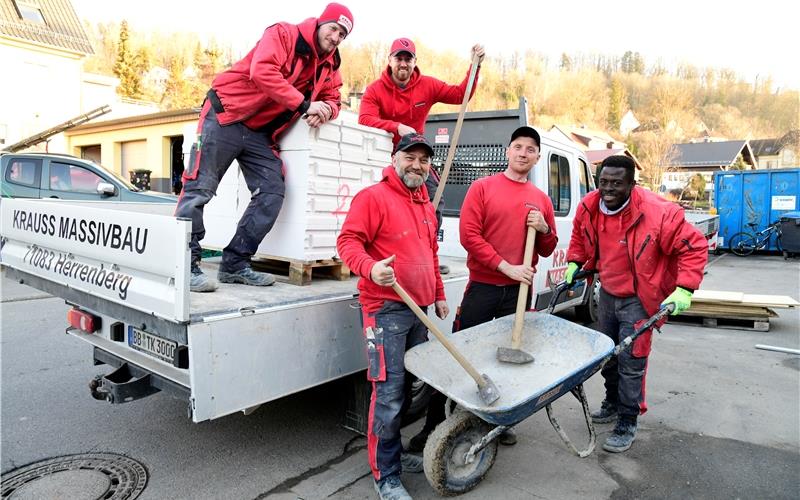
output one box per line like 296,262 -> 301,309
392,282 -> 501,406
497,225 -> 537,364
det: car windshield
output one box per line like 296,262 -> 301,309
90,161 -> 141,191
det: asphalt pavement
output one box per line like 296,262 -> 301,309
2,253 -> 799,499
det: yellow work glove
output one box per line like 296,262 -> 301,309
565,262 -> 580,285
661,287 -> 692,315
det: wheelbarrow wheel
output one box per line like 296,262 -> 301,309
422,410 -> 498,496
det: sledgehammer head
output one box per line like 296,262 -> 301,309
478,373 -> 501,406
496,346 -> 535,364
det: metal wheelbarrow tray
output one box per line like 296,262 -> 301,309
405,312 -> 614,496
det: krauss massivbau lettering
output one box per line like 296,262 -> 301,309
12,209 -> 149,254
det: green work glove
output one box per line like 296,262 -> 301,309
565,262 -> 580,285
661,287 -> 693,315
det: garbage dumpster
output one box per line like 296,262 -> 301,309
129,169 -> 152,191
780,211 -> 800,255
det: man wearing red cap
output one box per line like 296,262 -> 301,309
175,3 -> 353,293
358,39 -> 485,277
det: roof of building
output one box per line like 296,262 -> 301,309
66,108 -> 201,134
670,140 -> 754,167
751,130 -> 800,156
550,124 -> 622,148
0,0 -> 93,54
586,148 -> 643,170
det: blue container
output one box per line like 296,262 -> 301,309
714,168 -> 800,251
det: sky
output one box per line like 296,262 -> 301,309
73,0 -> 798,90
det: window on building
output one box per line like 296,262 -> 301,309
14,1 -> 45,24
548,153 -> 571,216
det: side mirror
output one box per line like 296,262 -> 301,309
96,182 -> 116,196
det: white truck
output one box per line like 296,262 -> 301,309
0,99 -> 597,427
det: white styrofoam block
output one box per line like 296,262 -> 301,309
201,111 -> 392,262
339,165 -> 363,180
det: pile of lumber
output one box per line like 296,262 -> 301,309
674,290 -> 799,331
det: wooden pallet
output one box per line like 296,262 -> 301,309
671,306 -> 776,332
250,255 -> 350,286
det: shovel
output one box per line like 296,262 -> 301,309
392,282 -> 501,406
497,226 -> 537,364
431,52 -> 481,210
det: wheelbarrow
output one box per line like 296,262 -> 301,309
404,283 -> 673,496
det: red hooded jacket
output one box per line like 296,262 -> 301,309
210,17 -> 343,141
337,166 -> 445,313
567,187 -> 708,317
358,65 -> 480,145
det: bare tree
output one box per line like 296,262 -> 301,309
630,130 -> 680,191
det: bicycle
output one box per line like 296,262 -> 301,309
728,221 -> 783,256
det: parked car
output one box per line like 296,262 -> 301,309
1,152 -> 176,203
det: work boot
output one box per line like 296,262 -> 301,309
439,264 -> 450,275
591,400 -> 618,424
217,267 -> 276,286
603,415 -> 638,453
190,266 -> 217,292
499,428 -> 517,446
374,474 -> 412,500
406,427 -> 434,453
400,453 -> 423,473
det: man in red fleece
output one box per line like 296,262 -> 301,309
408,126 -> 558,452
337,133 -> 448,500
175,3 -> 353,293
565,155 -> 707,453
358,38 -> 485,275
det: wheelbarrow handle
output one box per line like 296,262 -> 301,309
613,304 -> 675,356
545,269 -> 593,314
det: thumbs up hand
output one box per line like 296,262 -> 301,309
370,255 -> 396,286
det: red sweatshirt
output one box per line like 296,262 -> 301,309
597,206 -> 636,297
337,166 -> 445,313
460,173 -> 558,285
358,65 -> 480,145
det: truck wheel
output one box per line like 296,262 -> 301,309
575,277 -> 599,324
423,410 -> 498,496
402,378 -> 433,426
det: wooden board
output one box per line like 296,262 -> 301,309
683,304 -> 778,319
251,256 -> 350,286
693,290 -> 799,308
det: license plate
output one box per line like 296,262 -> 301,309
128,326 -> 177,363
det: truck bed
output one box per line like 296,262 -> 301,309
190,256 -> 469,323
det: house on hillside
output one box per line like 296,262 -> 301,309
549,124 -> 626,151
750,130 -> 799,169
586,149 -> 643,180
660,140 -> 756,194
619,110 -> 640,136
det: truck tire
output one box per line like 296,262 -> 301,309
575,276 -> 599,324
423,410 -> 498,496
402,378 -> 433,426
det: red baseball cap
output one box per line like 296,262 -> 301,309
390,38 -> 416,58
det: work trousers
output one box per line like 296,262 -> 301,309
597,288 -> 651,417
362,300 -> 429,480
175,103 -> 285,272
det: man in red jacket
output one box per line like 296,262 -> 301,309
408,126 -> 558,451
565,155 -> 707,453
337,133 -> 448,500
175,3 -> 353,292
358,38 -> 485,275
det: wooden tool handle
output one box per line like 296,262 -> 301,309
511,226 -> 536,349
392,282 -> 486,387
431,53 -> 481,210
